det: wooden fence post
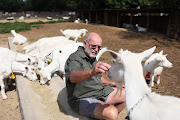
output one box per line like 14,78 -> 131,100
96,10 -> 98,23
89,11 -> 91,23
146,11 -> 150,32
117,11 -> 119,27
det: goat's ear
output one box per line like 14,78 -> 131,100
118,49 -> 123,53
28,58 -> 31,65
23,66 -> 29,76
108,50 -> 118,59
140,46 -> 156,61
159,50 -> 163,55
108,50 -> 122,62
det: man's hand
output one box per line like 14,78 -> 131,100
92,62 -> 111,76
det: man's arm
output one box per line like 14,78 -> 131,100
70,62 -> 111,83
70,69 -> 93,83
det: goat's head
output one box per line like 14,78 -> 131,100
108,46 -> 156,82
135,24 -> 139,27
27,57 -> 36,65
155,51 -> 173,68
23,65 -> 37,81
36,56 -> 45,70
80,29 -> 88,37
39,67 -> 51,85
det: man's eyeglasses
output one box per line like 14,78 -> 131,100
86,42 -> 102,50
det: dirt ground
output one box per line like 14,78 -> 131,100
0,20 -> 180,120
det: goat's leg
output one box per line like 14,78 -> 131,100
150,74 -> 155,87
74,37 -> 78,43
157,75 -> 161,85
62,74 -> 66,82
0,77 -> 7,99
4,78 -> 9,90
40,76 -> 46,85
58,72 -> 66,82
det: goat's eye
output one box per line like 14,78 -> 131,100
112,60 -> 116,63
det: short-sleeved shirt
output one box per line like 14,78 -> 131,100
65,46 -> 114,113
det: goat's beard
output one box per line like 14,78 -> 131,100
84,45 -> 97,59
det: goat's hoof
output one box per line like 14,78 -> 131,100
3,96 -> 8,100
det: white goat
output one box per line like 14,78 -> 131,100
0,59 -> 37,99
0,47 -> 36,65
60,29 -> 88,43
23,36 -> 73,54
74,18 -> 84,23
26,14 -> 31,18
135,24 -> 147,32
108,46 -> 180,120
19,16 -> 24,21
85,19 -> 88,24
38,43 -> 83,84
11,30 -> 27,45
143,50 -> 173,87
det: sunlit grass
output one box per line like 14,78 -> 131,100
0,22 -> 31,34
0,20 -> 69,34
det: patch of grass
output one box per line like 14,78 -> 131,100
45,20 -> 69,24
0,20 -> 69,34
29,20 -> 45,25
29,19 -> 69,25
31,24 -> 43,29
0,22 -> 31,34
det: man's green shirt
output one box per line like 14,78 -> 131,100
65,46 -> 114,112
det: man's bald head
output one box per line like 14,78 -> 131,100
85,32 -> 102,44
84,32 -> 102,59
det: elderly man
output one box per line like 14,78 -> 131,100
65,32 -> 126,120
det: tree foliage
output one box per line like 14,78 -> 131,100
0,0 -> 24,12
0,0 -> 179,12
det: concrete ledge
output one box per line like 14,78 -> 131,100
8,37 -> 47,120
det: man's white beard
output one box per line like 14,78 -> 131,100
84,46 -> 97,59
